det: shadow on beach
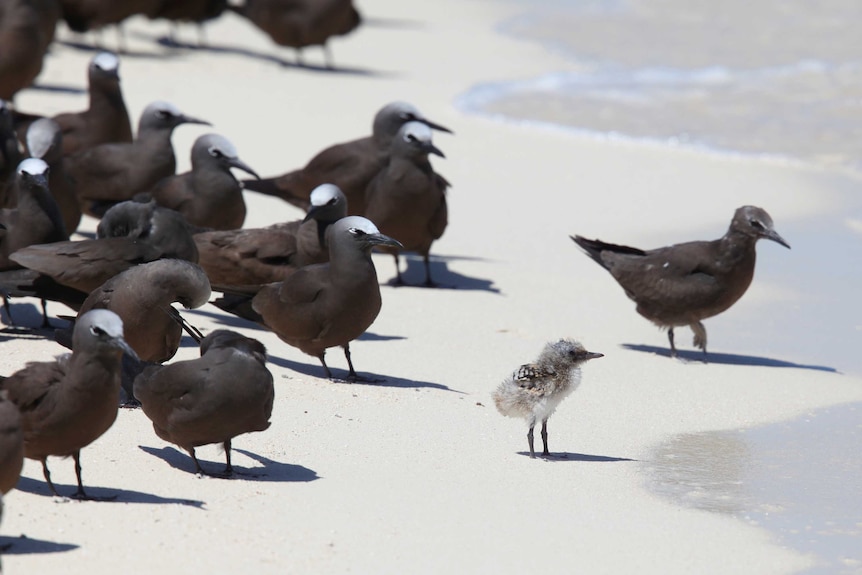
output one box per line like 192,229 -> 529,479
622,344 -> 839,373
0,535 -> 78,555
516,451 -> 636,462
383,254 -> 501,293
14,476 -> 205,507
139,445 -> 319,483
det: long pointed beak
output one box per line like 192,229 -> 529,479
584,351 -> 604,360
421,118 -> 453,134
24,172 -> 49,190
303,203 -> 326,223
179,114 -> 211,127
228,157 -> 260,180
368,232 -> 403,250
421,141 -> 445,158
765,229 -> 791,249
115,336 -> 140,362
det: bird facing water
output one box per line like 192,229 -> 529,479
571,205 -> 790,357
493,339 -> 603,459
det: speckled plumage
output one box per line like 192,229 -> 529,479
493,339 -> 603,458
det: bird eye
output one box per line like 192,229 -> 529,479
405,134 -> 417,144
349,227 -> 367,236
208,147 -> 224,159
90,326 -> 105,336
749,219 -> 765,230
156,110 -> 171,119
326,198 -> 337,206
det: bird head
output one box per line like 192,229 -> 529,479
74,309 -> 139,361
193,133 -> 260,179
732,206 -> 790,248
304,183 -> 348,223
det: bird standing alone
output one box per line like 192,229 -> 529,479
493,339 -> 603,459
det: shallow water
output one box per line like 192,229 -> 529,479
646,403 -> 862,574
460,0 -> 862,173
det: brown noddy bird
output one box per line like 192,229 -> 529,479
195,183 -> 347,286
0,0 -> 60,101
214,216 -> 401,380
141,133 -> 259,230
24,118 -> 82,234
364,121 -> 450,286
229,0 -> 360,67
0,309 -> 136,499
53,52 -> 134,156
0,159 -> 69,270
243,102 -> 452,212
0,390 -> 24,493
571,206 -> 791,357
134,329 -> 274,476
72,259 -> 211,363
58,0 -> 162,34
493,339 -> 603,459
1,203 -> 197,312
146,0 -> 227,45
66,101 -> 210,218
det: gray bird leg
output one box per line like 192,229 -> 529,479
71,450 -> 116,500
2,295 -> 13,325
691,321 -> 708,358
667,328 -> 677,358
342,344 -> 357,380
541,420 -> 550,456
318,353 -> 334,379
527,425 -> 536,458
188,447 -> 206,474
40,298 -> 51,328
392,254 -> 404,285
223,439 -> 233,475
41,458 -> 60,497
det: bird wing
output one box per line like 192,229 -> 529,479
276,264 -> 327,306
67,144 -> 133,201
0,358 -> 67,414
148,174 -> 195,212
603,240 -> 724,308
512,363 -> 556,390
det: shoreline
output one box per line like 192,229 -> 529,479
2,0 -> 861,573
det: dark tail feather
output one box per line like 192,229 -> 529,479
210,292 -> 263,324
570,235 -> 645,268
242,177 -> 311,211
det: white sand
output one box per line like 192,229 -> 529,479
3,1 -> 861,573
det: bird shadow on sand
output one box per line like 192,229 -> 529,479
383,254 -> 500,293
0,535 -> 78,555
56,39 -> 170,60
622,344 -> 839,373
14,476 -> 205,507
143,33 -> 395,77
516,452 -> 636,462
139,445 -> 319,482
266,353 -> 460,392
27,82 -> 87,95
361,16 -> 428,30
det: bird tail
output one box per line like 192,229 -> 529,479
209,287 -> 264,325
570,235 -> 645,268
242,176 -> 312,211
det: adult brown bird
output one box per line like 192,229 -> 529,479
66,101 -> 210,217
143,133 -> 259,230
54,51 -> 134,156
73,259 -> 211,363
0,0 -> 60,101
571,206 -> 790,357
243,101 -> 452,212
493,339 -> 603,458
364,121 -> 449,286
0,390 -> 24,493
0,159 -> 69,270
214,216 -> 401,380
195,182 -> 347,285
134,329 -> 274,476
0,309 -> 136,499
0,100 -> 23,191
230,0 -> 360,67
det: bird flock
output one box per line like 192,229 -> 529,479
0,7 -> 792,559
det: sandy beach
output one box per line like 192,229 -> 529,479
2,0 -> 861,573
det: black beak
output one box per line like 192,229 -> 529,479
227,157 -> 260,180
421,118 -> 453,135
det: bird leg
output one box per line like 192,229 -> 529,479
343,344 -> 358,380
323,42 -> 334,69
691,321 -> 708,359
2,295 -> 14,326
391,254 -> 405,286
527,425 -> 536,458
541,419 -> 550,456
223,440 -> 233,476
71,451 -> 116,501
667,328 -> 677,358
318,353 -> 334,379
188,447 -> 206,475
40,298 -> 51,329
40,458 -> 61,497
